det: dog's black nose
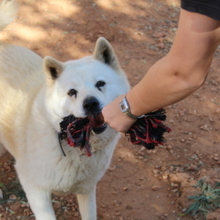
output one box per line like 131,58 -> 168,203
83,96 -> 100,114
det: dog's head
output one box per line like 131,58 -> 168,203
43,37 -> 130,130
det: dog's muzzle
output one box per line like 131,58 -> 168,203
83,96 -> 100,115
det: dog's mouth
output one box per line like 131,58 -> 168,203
58,112 -> 107,157
92,122 -> 107,134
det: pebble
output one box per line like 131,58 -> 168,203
156,42 -> 165,49
166,145 -> 173,150
160,166 -> 167,172
126,205 -> 133,210
53,202 -> 61,209
10,201 -> 21,211
140,146 -> 145,152
188,164 -> 197,171
169,150 -> 174,154
153,169 -> 159,174
0,189 -> 3,199
167,193 -> 173,198
147,150 -> 152,154
212,156 -> 219,161
9,194 -> 17,200
153,31 -> 167,38
152,185 -> 161,191
115,212 -> 121,216
74,212 -> 79,217
109,166 -> 116,171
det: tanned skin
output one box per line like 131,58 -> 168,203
102,9 -> 220,133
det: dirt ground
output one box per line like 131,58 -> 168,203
0,0 -> 220,219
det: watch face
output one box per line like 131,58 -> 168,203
120,98 -> 129,113
120,103 -> 126,112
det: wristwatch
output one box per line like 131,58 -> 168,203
119,96 -> 145,119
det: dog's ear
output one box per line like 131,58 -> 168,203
93,37 -> 120,70
43,56 -> 64,83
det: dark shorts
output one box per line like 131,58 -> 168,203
181,0 -> 220,21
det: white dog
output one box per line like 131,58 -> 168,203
0,1 -> 130,219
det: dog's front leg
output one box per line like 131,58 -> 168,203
20,184 -> 56,220
76,185 -> 97,220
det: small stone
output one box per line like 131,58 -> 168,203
9,194 -> 17,200
153,169 -> 159,174
10,201 -> 21,212
153,32 -> 167,38
213,156 -> 219,161
140,146 -> 145,152
152,185 -> 161,191
209,117 -> 214,122
109,166 -> 116,171
74,212 -> 80,217
166,145 -> 172,150
162,174 -> 168,180
115,212 -> 121,216
157,176 -> 163,181
101,203 -> 106,208
161,166 -> 167,172
152,149 -> 157,154
188,164 -> 197,171
53,202 -> 61,209
157,43 -> 165,49
169,150 -> 174,154
126,205 -> 133,210
0,189 -> 3,199
147,150 -> 152,154
167,193 -> 173,198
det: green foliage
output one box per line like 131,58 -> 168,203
0,179 -> 27,204
0,182 -> 5,188
183,178 -> 220,219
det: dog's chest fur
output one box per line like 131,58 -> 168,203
20,109 -> 119,194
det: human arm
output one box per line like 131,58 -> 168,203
102,9 -> 220,133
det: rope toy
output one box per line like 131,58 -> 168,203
58,113 -> 106,157
125,109 -> 171,150
58,109 -> 171,157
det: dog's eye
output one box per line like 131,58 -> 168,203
67,89 -> 77,97
95,80 -> 106,91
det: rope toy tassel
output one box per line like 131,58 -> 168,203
125,108 -> 171,149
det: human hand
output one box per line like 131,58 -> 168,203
102,94 -> 136,133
